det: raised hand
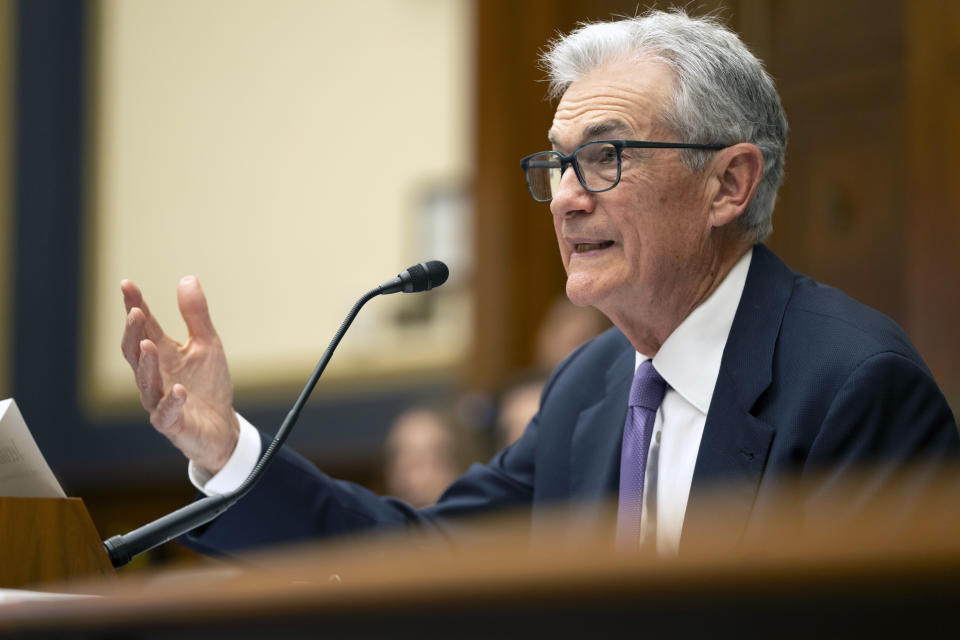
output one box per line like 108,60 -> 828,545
120,276 -> 240,474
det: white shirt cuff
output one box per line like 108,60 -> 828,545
188,413 -> 262,496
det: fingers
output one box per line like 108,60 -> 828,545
121,307 -> 143,369
120,279 -> 144,314
150,384 -> 188,437
121,279 -> 194,448
177,276 -> 219,341
135,339 -> 164,411
120,279 -> 165,342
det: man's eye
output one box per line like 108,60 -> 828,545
580,144 -> 617,165
598,148 -> 617,163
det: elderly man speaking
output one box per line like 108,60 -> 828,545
120,10 -> 958,555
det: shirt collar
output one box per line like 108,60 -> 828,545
635,247 -> 753,415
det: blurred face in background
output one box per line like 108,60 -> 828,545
384,409 -> 459,508
497,379 -> 544,449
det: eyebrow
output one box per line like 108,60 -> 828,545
548,120 -> 633,149
583,121 -> 631,140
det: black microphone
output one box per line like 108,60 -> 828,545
103,260 -> 449,568
378,260 -> 449,294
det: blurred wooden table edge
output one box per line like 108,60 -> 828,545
3,467 -> 960,635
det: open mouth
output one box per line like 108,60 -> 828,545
574,241 -> 614,253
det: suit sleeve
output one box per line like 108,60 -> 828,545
182,414 -> 541,557
180,334 -> 600,557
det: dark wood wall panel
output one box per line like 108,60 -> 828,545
472,0 -> 565,390
762,0 -> 907,322
905,1 -> 960,407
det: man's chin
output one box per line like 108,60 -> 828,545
565,277 -> 605,308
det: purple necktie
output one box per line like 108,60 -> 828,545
617,360 -> 667,548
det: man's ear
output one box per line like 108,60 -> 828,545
708,143 -> 764,228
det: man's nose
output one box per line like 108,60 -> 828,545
549,165 -> 593,217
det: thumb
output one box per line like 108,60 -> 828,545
177,275 -> 218,341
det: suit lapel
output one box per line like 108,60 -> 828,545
681,369 -> 775,549
681,245 -> 794,549
569,346 -> 635,499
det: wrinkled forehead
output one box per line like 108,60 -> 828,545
547,57 -> 676,151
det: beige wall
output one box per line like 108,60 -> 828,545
0,0 -> 12,398
84,0 -> 473,413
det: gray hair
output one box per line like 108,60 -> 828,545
542,9 -> 787,242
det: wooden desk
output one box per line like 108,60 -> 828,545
2,474 -> 959,638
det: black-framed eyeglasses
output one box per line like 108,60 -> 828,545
519,139 -> 729,203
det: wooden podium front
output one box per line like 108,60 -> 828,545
0,497 -> 114,589
1,477 -> 959,638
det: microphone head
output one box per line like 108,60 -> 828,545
403,260 -> 449,293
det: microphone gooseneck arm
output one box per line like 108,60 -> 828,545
104,261 -> 446,568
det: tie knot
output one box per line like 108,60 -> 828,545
630,360 -> 666,409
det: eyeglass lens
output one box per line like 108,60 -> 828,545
524,142 -> 620,201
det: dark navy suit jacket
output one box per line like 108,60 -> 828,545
185,245 -> 959,555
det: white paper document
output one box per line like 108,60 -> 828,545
0,588 -> 96,605
0,398 -> 66,498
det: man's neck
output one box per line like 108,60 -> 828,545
606,239 -> 753,356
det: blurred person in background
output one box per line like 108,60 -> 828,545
490,295 -> 607,449
495,297 -> 606,449
534,295 -> 608,371
496,372 -> 548,449
383,406 -> 464,509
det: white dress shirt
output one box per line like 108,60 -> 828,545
190,248 -> 754,555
